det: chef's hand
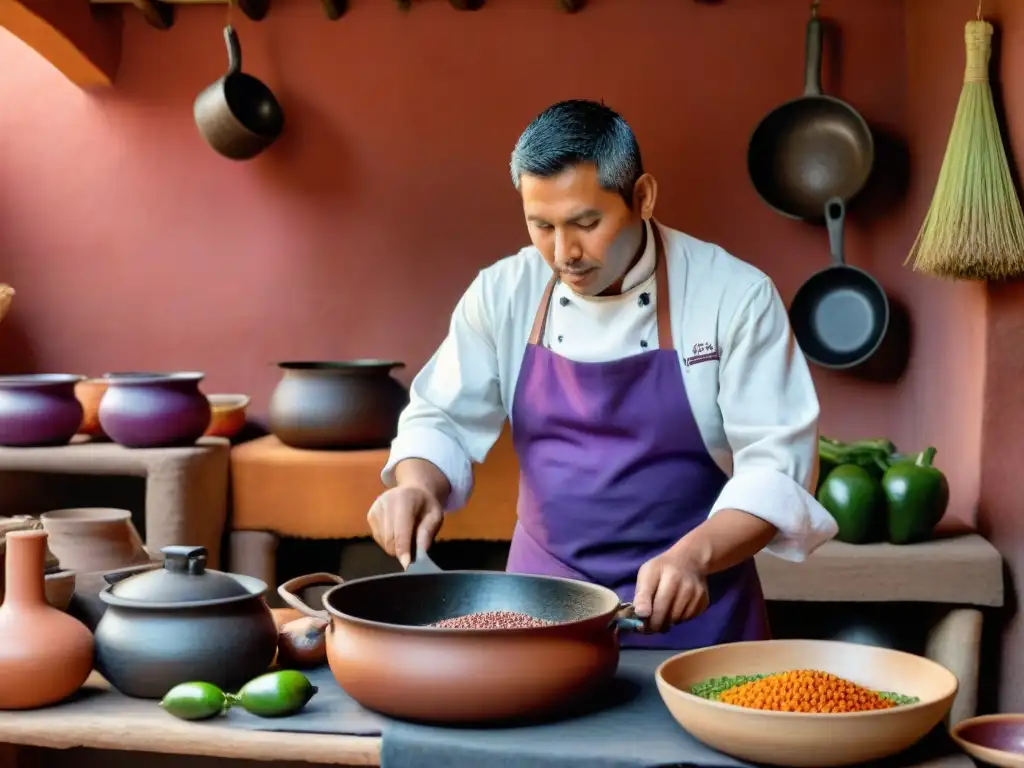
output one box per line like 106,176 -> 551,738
367,485 -> 444,570
632,547 -> 710,633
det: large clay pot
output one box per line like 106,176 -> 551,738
75,378 -> 109,438
0,530 -> 95,709
99,372 -> 211,448
0,374 -> 85,447
268,361 -> 408,450
40,508 -> 150,573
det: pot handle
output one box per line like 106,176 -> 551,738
612,602 -> 646,633
277,572 -> 344,621
825,197 -> 846,267
102,562 -> 160,586
224,25 -> 242,75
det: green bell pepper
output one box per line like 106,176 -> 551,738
818,436 -> 896,482
816,464 -> 886,544
881,446 -> 949,545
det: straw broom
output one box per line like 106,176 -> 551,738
0,285 -> 12,325
905,8 -> 1024,281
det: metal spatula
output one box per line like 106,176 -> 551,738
406,548 -> 442,574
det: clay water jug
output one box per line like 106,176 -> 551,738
0,530 -> 94,709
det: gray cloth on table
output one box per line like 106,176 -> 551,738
379,650 -> 753,768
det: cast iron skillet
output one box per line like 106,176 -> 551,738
747,1 -> 874,222
789,197 -> 890,369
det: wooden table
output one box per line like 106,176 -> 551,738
0,673 -> 976,768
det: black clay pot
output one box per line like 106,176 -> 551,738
268,361 -> 408,450
94,546 -> 277,699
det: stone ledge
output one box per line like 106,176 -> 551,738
756,532 -> 1003,607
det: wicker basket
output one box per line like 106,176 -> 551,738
0,284 -> 13,324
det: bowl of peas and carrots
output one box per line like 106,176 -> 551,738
655,639 -> 957,767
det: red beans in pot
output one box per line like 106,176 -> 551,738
429,611 -> 553,630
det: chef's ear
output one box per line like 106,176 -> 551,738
633,174 -> 658,221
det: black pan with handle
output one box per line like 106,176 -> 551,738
748,1 -> 874,222
789,197 -> 890,369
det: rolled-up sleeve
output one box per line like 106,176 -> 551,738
710,277 -> 838,562
380,272 -> 507,512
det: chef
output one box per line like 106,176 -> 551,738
368,99 -> 838,649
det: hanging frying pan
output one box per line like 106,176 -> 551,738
789,197 -> 890,369
747,1 -> 874,222
193,26 -> 284,161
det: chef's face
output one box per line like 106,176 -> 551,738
521,163 -> 657,296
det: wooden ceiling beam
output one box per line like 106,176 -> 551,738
0,0 -> 121,88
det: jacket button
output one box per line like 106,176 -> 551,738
559,297 -> 570,307
557,335 -> 564,343
638,293 -> 651,307
640,340 -> 649,348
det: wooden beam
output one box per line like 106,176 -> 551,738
92,0 -> 271,22
0,0 -> 121,89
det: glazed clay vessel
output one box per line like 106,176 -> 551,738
99,372 -> 211,448
0,530 -> 94,709
268,361 -> 409,450
40,508 -> 150,573
95,545 -> 277,698
74,378 -> 109,438
0,374 -> 85,447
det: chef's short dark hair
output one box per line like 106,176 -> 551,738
510,99 -> 644,206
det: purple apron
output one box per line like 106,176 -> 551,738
506,224 -> 769,650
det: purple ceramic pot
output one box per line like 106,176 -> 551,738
99,372 -> 211,448
0,374 -> 85,447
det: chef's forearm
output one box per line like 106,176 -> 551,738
394,458 -> 452,506
672,509 -> 777,575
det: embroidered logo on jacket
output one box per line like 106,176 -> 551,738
684,341 -> 720,368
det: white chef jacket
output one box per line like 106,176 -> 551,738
382,220 -> 838,562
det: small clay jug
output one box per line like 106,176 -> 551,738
0,530 -> 94,709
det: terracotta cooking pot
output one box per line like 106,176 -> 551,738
75,378 -> 109,438
278,570 -> 643,724
40,507 -> 150,573
204,394 -> 250,439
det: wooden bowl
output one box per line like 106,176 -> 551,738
655,639 -> 957,767
204,394 -> 250,439
951,714 -> 1024,767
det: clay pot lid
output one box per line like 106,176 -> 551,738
105,545 -> 250,605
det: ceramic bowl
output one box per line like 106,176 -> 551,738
45,568 -> 76,611
951,714 -> 1024,767
655,639 -> 958,767
75,378 -> 109,438
204,394 -> 250,439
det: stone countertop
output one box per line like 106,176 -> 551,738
755,527 -> 1003,606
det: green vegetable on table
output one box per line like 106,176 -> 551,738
882,447 -> 950,545
159,670 -> 318,721
816,464 -> 886,544
232,670 -> 319,718
160,681 -> 230,721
